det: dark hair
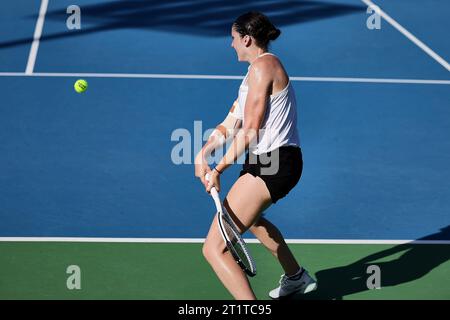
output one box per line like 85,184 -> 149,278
232,12 -> 281,49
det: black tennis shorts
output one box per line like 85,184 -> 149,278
239,146 -> 303,204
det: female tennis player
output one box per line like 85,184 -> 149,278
195,12 -> 317,300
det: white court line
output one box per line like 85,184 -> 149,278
0,237 -> 448,244
362,0 -> 450,72
289,76 -> 450,85
0,72 -> 449,84
25,0 -> 49,75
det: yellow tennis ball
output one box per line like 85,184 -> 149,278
74,79 -> 88,93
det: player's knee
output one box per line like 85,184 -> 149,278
202,242 -> 211,260
249,221 -> 265,238
202,240 -> 216,262
202,240 -> 225,262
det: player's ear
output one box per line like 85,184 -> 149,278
243,35 -> 251,47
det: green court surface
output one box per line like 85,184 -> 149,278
0,242 -> 448,300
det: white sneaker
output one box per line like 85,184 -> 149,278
269,269 -> 318,299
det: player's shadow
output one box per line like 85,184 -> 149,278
288,225 -> 450,300
0,0 -> 364,49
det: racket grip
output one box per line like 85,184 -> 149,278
205,173 -> 221,210
210,186 -> 220,199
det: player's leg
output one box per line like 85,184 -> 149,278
202,173 -> 271,300
203,214 -> 255,299
249,217 -> 301,276
250,217 -> 317,299
247,167 -> 317,297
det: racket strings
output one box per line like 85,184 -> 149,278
221,214 -> 256,273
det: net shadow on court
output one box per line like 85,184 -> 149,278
0,0 -> 365,49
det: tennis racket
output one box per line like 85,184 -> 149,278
205,173 -> 257,277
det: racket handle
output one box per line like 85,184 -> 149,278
205,173 -> 222,211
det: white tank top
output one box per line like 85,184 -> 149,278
234,53 -> 300,155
